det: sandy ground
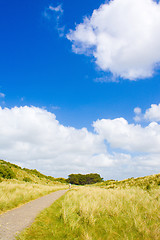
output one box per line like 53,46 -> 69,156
0,189 -> 68,240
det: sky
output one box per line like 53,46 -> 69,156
0,0 -> 160,180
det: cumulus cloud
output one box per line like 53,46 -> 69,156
144,103 -> 160,122
0,106 -> 117,177
93,118 -> 160,153
0,106 -> 160,179
133,103 -> 160,122
67,0 -> 160,80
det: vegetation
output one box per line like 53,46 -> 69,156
18,186 -> 160,240
0,159 -> 68,214
0,163 -> 16,179
68,173 -> 103,185
0,159 -> 68,184
1,159 -> 160,239
94,173 -> 160,190
23,177 -> 32,182
0,181 -> 68,214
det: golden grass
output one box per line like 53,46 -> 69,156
0,180 -> 68,214
95,173 -> 160,190
18,186 -> 160,240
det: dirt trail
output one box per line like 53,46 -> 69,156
0,189 -> 68,240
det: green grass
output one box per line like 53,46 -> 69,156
17,186 -> 160,240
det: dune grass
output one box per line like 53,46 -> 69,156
0,180 -> 68,214
95,173 -> 160,190
18,186 -> 160,240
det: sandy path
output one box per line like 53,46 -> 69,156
0,189 -> 68,240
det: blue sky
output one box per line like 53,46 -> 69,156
1,0 -> 160,128
1,0 -> 160,179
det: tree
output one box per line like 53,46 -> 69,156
68,173 -> 103,185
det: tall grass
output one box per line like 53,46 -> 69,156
0,181 -> 68,214
95,173 -> 160,190
18,186 -> 160,240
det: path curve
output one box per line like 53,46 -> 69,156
0,189 -> 68,240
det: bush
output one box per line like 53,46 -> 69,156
23,177 -> 32,182
157,180 -> 160,186
146,184 -> 151,190
0,164 -> 16,179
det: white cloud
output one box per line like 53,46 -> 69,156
67,0 -> 160,80
133,115 -> 141,122
144,103 -> 160,122
0,106 -> 116,178
134,107 -> 141,115
44,4 -> 63,18
0,106 -> 160,179
133,103 -> 160,122
44,4 -> 65,37
133,107 -> 142,122
0,93 -> 5,98
93,118 -> 160,153
49,5 -> 63,14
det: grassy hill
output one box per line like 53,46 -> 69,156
0,159 -> 68,214
94,173 -> 160,190
0,159 -> 67,184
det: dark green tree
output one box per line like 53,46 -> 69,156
68,173 -> 103,185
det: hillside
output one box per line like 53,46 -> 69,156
95,173 -> 160,190
0,159 -> 68,214
0,159 -> 67,184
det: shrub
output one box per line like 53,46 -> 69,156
23,177 -> 32,182
157,180 -> 160,186
146,184 -> 151,190
0,164 -> 16,179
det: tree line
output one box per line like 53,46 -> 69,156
68,173 -> 103,185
